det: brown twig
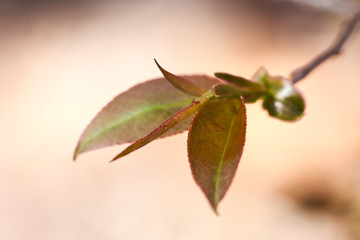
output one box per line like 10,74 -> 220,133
290,10 -> 360,84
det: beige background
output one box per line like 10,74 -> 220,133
1,0 -> 360,239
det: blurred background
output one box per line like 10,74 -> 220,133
1,0 -> 360,239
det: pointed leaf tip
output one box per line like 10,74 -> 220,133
188,97 -> 247,212
154,59 -> 206,96
73,150 -> 79,161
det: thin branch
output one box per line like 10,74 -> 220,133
290,10 -> 360,84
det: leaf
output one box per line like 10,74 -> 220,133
112,98 -> 210,161
213,84 -> 263,103
74,75 -> 219,160
187,97 -> 247,213
155,59 -> 207,96
215,72 -> 265,92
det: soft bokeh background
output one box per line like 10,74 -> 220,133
1,0 -> 360,239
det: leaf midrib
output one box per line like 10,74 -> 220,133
213,109 -> 237,207
76,99 -> 191,155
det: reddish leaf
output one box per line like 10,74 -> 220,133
155,59 -> 207,96
112,98 -> 209,161
215,72 -> 264,92
188,97 -> 247,213
213,84 -> 263,103
74,75 -> 219,160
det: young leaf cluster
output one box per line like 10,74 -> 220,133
74,59 -> 305,213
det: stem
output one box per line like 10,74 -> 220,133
290,10 -> 360,84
